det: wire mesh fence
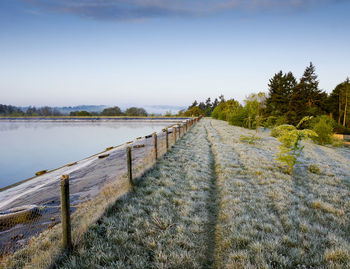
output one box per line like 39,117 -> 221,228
0,117 -> 201,268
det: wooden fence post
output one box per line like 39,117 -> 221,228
173,127 -> 177,143
153,132 -> 158,160
126,146 -> 133,185
178,124 -> 181,137
165,128 -> 169,151
182,124 -> 185,134
60,175 -> 72,253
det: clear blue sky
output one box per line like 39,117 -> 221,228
1,0 -> 349,107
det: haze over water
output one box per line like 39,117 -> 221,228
0,121 -> 171,188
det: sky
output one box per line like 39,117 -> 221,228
0,0 -> 349,107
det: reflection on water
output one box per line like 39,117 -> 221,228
0,121 -> 172,188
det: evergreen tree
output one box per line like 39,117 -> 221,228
205,97 -> 212,116
288,63 -> 326,124
298,62 -> 323,110
188,100 -> 198,110
212,98 -> 219,110
265,71 -> 296,116
287,88 -> 306,125
198,102 -> 206,111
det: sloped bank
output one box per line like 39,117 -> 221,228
56,120 -> 217,269
0,118 -> 194,266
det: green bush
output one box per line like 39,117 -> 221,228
239,135 -> 261,144
211,105 -> 220,119
263,116 -> 277,128
310,115 -> 335,145
275,115 -> 287,126
212,99 -> 241,122
263,115 -> 287,129
228,107 -> 247,127
332,138 -> 344,147
184,106 -> 204,117
308,164 -> 321,174
271,124 -> 296,137
275,128 -> 317,174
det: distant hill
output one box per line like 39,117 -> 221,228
142,105 -> 186,115
18,105 -> 107,115
17,105 -> 186,115
54,105 -> 107,114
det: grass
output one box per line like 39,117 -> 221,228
2,118 -> 350,268
57,120 -> 216,268
207,119 -> 350,268
0,177 -> 131,269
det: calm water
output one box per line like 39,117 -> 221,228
0,121 -> 172,188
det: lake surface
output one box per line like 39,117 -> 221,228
0,120 -> 173,188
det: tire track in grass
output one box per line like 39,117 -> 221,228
203,124 -> 220,269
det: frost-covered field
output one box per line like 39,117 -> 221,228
52,118 -> 350,268
207,119 -> 350,268
57,120 -> 217,268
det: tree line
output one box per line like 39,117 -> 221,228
70,106 -> 148,117
0,105 -> 62,117
0,105 -> 148,117
182,62 -> 350,134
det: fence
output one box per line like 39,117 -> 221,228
0,116 -> 202,268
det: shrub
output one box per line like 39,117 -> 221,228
310,116 -> 336,145
211,105 -> 221,119
308,164 -> 321,174
212,99 -> 241,122
239,135 -> 261,144
264,115 -> 287,128
274,117 -> 317,175
271,124 -> 296,138
184,106 -> 204,117
228,107 -> 247,127
263,116 -> 277,128
275,128 -> 317,174
275,115 -> 287,126
332,138 -> 344,147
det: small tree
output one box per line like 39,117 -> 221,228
244,92 -> 266,132
274,117 -> 317,174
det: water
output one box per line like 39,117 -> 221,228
0,120 -> 173,188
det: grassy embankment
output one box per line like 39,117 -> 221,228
58,119 -> 217,268
5,118 -> 350,268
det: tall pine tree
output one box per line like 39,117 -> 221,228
265,71 -> 296,116
288,62 -> 326,124
298,62 -> 323,111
